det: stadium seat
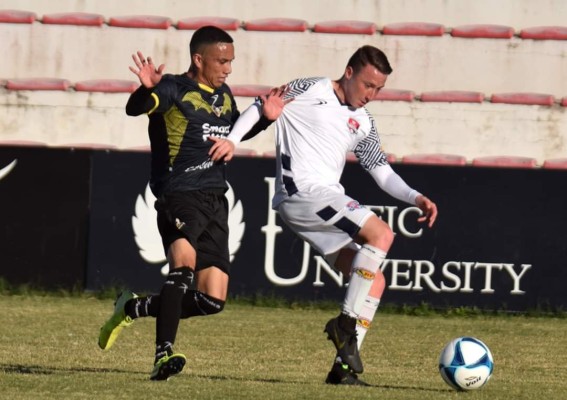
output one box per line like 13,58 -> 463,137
6,78 -> 71,91
231,84 -> 272,97
401,153 -> 467,166
41,12 -> 104,26
450,24 -> 515,39
346,152 -> 357,162
0,9 -> 36,24
542,158 -> 567,170
382,22 -> 445,36
108,15 -> 172,29
490,93 -> 555,106
420,91 -> 485,103
561,97 -> 567,107
176,17 -> 240,31
0,140 -> 47,147
56,143 -> 119,150
313,20 -> 376,35
373,89 -> 415,102
471,156 -> 538,168
347,152 -> 397,163
386,153 -> 398,163
243,18 -> 308,32
123,145 -> 151,152
519,26 -> 567,40
74,80 -> 139,93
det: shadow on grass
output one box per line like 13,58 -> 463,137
193,373 -> 298,385
0,363 -> 145,376
1,363 -> 451,392
375,384 -> 452,393
193,373 -> 451,392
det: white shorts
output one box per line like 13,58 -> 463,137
275,187 -> 374,257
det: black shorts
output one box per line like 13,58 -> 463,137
155,189 -> 230,274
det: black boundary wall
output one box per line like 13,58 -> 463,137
0,146 -> 565,311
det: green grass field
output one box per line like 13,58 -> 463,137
0,294 -> 565,400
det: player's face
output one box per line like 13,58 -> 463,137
343,64 -> 388,108
194,42 -> 235,88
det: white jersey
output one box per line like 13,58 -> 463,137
272,77 -> 389,208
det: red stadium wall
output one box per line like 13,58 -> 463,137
1,5 -> 566,164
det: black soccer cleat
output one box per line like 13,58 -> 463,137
324,316 -> 363,373
325,362 -> 370,386
150,353 -> 186,381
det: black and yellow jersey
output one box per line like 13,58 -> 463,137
127,73 -> 240,196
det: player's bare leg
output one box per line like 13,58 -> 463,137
196,266 -> 228,301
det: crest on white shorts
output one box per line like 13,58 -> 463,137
346,200 -> 363,211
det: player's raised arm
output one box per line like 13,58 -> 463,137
129,51 -> 165,88
260,85 -> 291,120
125,51 -> 166,116
208,85 -> 291,162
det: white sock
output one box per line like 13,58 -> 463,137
356,295 -> 380,350
342,244 -> 386,318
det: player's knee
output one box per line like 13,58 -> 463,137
196,292 -> 225,315
360,215 -> 395,251
370,224 -> 394,251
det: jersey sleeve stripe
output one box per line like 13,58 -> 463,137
285,77 -> 323,99
148,92 -> 160,114
354,111 -> 389,170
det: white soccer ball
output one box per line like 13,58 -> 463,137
438,336 -> 494,391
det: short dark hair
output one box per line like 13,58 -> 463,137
347,45 -> 393,75
189,26 -> 234,56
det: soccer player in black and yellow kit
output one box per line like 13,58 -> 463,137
98,26 -> 286,380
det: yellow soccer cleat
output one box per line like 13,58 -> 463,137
98,291 -> 137,350
150,353 -> 187,381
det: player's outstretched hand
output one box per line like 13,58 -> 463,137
208,137 -> 236,163
129,51 -> 165,88
260,85 -> 293,121
415,195 -> 438,227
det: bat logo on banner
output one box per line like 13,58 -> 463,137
132,182 -> 245,276
0,159 -> 17,181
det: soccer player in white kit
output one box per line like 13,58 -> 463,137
209,46 -> 438,385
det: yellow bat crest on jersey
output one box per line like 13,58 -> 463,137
181,92 -> 232,117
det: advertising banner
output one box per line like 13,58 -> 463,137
4,146 -> 563,311
85,152 -> 567,311
0,146 -> 90,289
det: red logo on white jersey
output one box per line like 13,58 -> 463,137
346,200 -> 363,211
347,118 -> 360,134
